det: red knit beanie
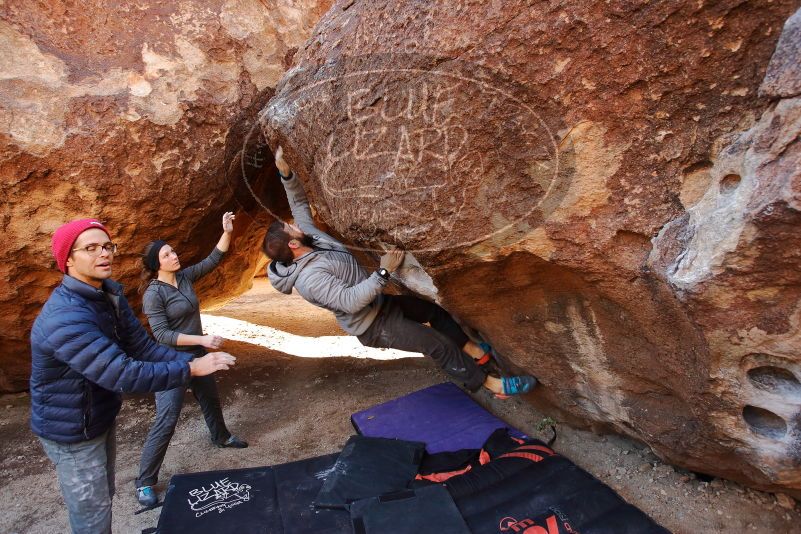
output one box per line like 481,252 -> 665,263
51,219 -> 111,273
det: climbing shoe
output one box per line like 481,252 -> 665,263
136,486 -> 158,507
495,375 -> 538,399
476,342 -> 500,374
215,435 -> 249,448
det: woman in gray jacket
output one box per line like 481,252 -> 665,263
135,212 -> 247,507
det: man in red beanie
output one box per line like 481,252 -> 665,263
31,218 -> 237,534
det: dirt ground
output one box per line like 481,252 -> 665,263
1,279 -> 798,533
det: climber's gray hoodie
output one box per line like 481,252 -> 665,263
268,174 -> 387,336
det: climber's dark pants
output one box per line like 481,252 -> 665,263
357,295 -> 486,391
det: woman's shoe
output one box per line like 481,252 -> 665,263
136,485 -> 158,507
216,435 -> 249,448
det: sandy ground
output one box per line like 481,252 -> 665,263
1,278 -> 799,533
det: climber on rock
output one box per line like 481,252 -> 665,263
30,219 -> 236,534
262,146 -> 537,398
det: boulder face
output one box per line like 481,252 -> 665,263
0,0 -> 333,391
263,0 -> 801,494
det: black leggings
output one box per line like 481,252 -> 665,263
357,295 -> 485,391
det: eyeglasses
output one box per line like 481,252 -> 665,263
72,242 -> 118,256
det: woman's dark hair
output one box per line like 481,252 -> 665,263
262,221 -> 294,264
138,241 -> 160,294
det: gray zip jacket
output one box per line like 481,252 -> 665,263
268,174 -> 387,336
143,247 -> 224,357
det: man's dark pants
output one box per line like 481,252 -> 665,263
136,375 -> 230,488
357,295 -> 486,391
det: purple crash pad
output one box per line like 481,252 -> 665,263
351,382 -> 528,454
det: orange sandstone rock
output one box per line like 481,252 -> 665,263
263,0 -> 801,494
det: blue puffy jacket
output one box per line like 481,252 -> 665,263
30,275 -> 192,443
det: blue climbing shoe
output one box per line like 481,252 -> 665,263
497,375 -> 538,399
136,485 -> 158,507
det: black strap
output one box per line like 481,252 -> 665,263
379,489 -> 416,503
134,501 -> 163,515
141,528 -> 158,534
352,516 -> 366,534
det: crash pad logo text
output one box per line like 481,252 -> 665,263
187,477 -> 251,518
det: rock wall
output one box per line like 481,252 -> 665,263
0,0 -> 332,391
263,1 -> 801,493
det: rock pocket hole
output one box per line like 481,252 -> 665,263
719,173 -> 741,194
747,366 -> 801,397
742,405 -> 787,439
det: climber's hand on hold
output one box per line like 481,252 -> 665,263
275,145 -> 291,177
380,248 -> 405,272
222,212 -> 235,234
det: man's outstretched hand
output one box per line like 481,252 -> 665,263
189,352 -> 236,376
380,248 -> 405,272
274,145 -> 291,177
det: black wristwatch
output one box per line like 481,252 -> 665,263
377,268 -> 390,280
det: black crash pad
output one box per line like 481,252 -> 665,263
155,455 -> 351,534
